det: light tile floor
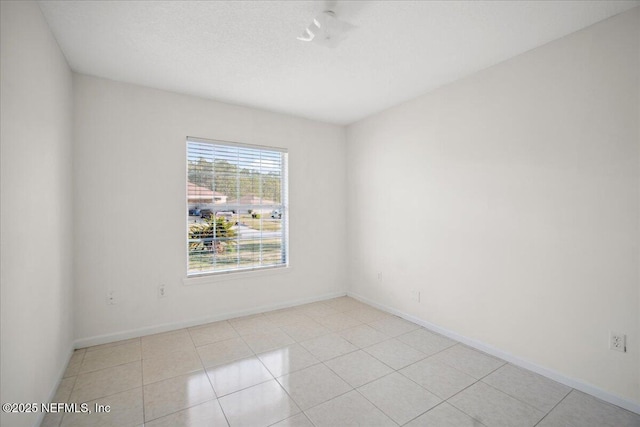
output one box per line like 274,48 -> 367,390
42,297 -> 640,427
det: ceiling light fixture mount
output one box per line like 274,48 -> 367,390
297,10 -> 355,48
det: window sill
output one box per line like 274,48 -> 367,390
183,265 -> 292,286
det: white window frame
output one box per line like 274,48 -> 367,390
185,136 -> 289,278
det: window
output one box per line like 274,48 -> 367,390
186,137 -> 288,276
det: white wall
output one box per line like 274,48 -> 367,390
347,7 -> 640,404
0,2 -> 75,427
72,75 -> 347,343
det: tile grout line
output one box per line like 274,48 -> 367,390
144,396 -> 219,425
71,364 -> 143,402
76,341 -> 141,376
321,351 -> 394,389
480,379 -> 548,418
324,328 -> 434,427
352,387 -> 401,426
532,389 -> 574,427
397,400 -> 488,427
392,347 -> 508,425
478,376 -> 558,418
210,398 -> 232,427
256,348 -> 308,425
141,328 -> 216,424
58,349 -> 88,427
440,359 -> 510,423
173,328 -> 228,426
140,356 -> 147,426
441,355 -> 556,426
47,374 -> 78,427
282,302 -> 355,426
72,358 -> 143,382
262,301 -> 362,425
139,332 -> 204,387
225,314 -> 301,426
441,382 -> 485,424
352,359 -> 445,426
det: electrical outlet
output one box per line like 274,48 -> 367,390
106,290 -> 116,305
610,332 -> 626,352
158,284 -> 167,298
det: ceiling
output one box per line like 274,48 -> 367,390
38,1 -> 638,125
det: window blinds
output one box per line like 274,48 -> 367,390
186,137 -> 288,275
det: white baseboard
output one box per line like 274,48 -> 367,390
74,291 -> 347,349
347,291 -> 640,415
